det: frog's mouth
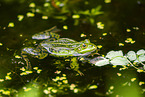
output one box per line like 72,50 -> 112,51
76,47 -> 97,56
77,44 -> 97,55
77,49 -> 96,56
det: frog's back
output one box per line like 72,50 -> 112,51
40,38 -> 97,57
32,26 -> 61,40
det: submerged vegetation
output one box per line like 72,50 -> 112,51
0,0 -> 145,96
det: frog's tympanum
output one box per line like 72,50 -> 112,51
21,26 -> 97,75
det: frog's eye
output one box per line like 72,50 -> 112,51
82,44 -> 87,48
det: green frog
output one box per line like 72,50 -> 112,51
21,26 -> 97,75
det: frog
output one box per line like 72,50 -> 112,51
21,26 -> 97,75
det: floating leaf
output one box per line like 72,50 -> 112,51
94,58 -> 109,66
137,69 -> 144,73
2,90 -> 10,95
137,49 -> 145,55
96,22 -> 104,29
37,69 -> 42,74
0,43 -> 3,46
33,67 -> 38,70
54,70 -> 61,74
131,78 -> 136,82
125,38 -> 135,44
20,67 -> 25,71
55,76 -> 60,81
43,89 -> 49,94
29,2 -> 35,7
119,43 -> 124,46
117,73 -> 122,76
105,0 -> 111,3
109,86 -> 114,90
133,27 -> 139,30
7,72 -> 11,75
138,54 -> 145,62
62,74 -> 66,76
139,81 -> 145,86
80,33 -> 86,37
8,22 -> 14,27
5,75 -> 12,80
74,88 -> 78,93
44,3 -> 50,7
63,25 -> 68,30
72,15 -> 80,19
102,33 -> 107,36
126,28 -> 131,32
62,80 -> 68,84
88,85 -> 98,89
20,72 -> 27,76
51,89 -> 57,93
119,65 -> 128,70
24,88 -> 32,92
60,77 -> 66,80
0,90 -> 4,92
25,71 -> 33,74
20,34 -> 23,37
127,51 -> 136,61
97,45 -> 102,48
17,15 -> 24,21
0,79 -> 4,82
110,57 -> 128,65
70,84 -> 76,90
106,50 -> 123,59
15,55 -> 21,59
131,40 -> 135,44
42,16 -> 48,19
48,87 -> 53,90
27,12 -> 35,17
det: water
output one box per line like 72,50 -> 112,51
0,0 -> 145,96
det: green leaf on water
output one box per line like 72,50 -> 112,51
8,22 -> 14,27
138,55 -> 145,62
17,15 -> 24,21
136,49 -> 145,62
110,57 -> 129,65
137,49 -> 145,55
95,58 -> 109,66
15,55 -> 21,59
0,43 -> 3,46
106,50 -> 123,59
88,85 -> 98,90
127,51 -> 136,61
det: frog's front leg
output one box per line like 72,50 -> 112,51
21,45 -> 48,69
70,57 -> 84,76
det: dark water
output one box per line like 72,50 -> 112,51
0,0 -> 145,97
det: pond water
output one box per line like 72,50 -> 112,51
0,0 -> 145,97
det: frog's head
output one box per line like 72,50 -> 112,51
75,39 -> 97,56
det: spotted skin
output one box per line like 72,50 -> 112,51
32,26 -> 60,40
21,26 -> 60,69
21,26 -> 97,75
21,45 -> 48,69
